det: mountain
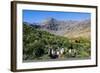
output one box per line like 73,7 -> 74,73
63,19 -> 91,38
29,17 -> 91,39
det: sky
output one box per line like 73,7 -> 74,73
23,10 -> 91,24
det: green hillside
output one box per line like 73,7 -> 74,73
23,23 -> 91,61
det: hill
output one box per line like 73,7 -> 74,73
23,22 -> 91,61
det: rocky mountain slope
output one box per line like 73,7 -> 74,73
30,17 -> 91,38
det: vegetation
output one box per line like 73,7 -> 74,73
23,23 -> 91,61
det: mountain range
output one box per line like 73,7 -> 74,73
29,17 -> 91,39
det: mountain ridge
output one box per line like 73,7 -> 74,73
26,17 -> 91,39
